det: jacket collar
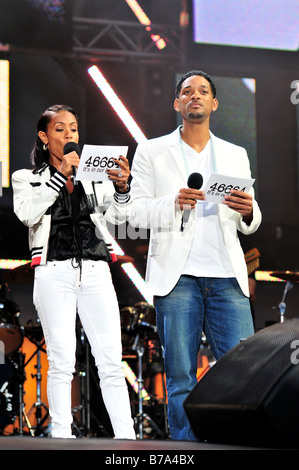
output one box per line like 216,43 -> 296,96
33,162 -> 49,174
168,127 -> 220,180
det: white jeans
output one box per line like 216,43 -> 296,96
33,259 -> 135,439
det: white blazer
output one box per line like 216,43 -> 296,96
129,128 -> 262,298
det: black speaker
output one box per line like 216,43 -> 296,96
184,319 -> 299,448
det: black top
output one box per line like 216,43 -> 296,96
47,167 -> 111,264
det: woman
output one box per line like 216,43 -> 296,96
12,104 -> 135,439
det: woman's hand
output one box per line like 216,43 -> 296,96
58,151 -> 80,178
106,155 -> 130,192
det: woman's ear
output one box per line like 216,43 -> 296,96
38,130 -> 48,145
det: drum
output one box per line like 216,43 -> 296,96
134,302 -> 157,335
145,338 -> 163,364
120,306 -> 137,350
0,355 -> 20,431
120,306 -> 137,333
0,299 -> 23,354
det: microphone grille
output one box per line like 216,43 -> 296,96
63,142 -> 80,155
187,172 -> 203,190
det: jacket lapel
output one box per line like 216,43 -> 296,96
210,132 -> 227,174
169,129 -> 228,180
168,127 -> 190,181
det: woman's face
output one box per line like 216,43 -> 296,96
39,110 -> 79,164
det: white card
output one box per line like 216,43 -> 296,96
203,172 -> 255,203
76,145 -> 128,182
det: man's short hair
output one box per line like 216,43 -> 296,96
175,70 -> 217,99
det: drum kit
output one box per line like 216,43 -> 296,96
0,263 -> 169,439
0,293 -> 24,433
0,283 -> 49,436
120,301 -> 168,439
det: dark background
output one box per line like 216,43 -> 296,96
0,0 -> 298,330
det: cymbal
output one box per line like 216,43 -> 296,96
3,262 -> 33,284
270,271 -> 299,283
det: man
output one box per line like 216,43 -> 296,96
129,70 -> 262,440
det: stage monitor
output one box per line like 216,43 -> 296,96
192,0 -> 299,51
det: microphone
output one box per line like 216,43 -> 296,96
181,172 -> 203,232
63,142 -> 80,185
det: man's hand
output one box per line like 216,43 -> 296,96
223,189 -> 253,224
175,188 -> 205,211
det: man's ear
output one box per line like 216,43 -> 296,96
173,98 -> 180,113
212,98 -> 219,112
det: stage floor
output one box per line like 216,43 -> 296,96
0,435 -> 284,451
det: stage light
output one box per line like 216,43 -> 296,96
150,35 -> 166,50
110,238 -> 125,256
124,0 -> 167,49
0,60 -> 10,188
122,360 -> 150,400
121,262 -> 153,305
125,0 -> 151,27
255,271 -> 284,282
0,259 -> 29,270
1,260 -> 287,286
88,65 -> 147,144
88,65 -> 152,302
97,232 -> 153,305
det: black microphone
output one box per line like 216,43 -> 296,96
63,142 -> 80,185
181,172 -> 203,232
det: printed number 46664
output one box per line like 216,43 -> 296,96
208,183 -> 246,193
85,156 -> 117,168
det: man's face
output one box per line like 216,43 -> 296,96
174,75 -> 218,122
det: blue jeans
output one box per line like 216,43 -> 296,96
154,276 -> 254,441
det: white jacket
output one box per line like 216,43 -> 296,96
129,128 -> 262,297
12,164 -> 130,266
